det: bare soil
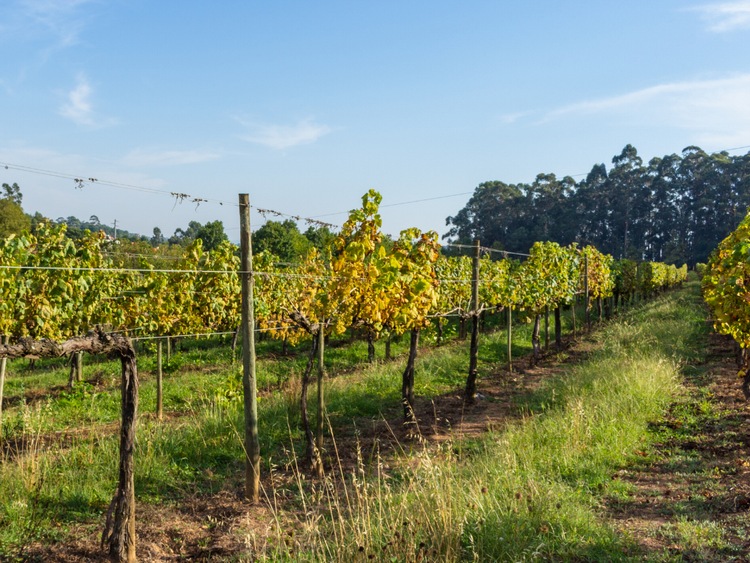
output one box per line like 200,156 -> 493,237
603,330 -> 750,561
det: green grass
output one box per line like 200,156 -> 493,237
270,284 -> 710,562
0,288 -> 706,560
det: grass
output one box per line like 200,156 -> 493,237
263,284 -> 709,561
0,287 -> 710,560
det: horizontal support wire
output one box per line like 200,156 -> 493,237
0,264 -> 243,275
0,264 -> 479,284
0,160 -> 337,228
443,243 -> 532,258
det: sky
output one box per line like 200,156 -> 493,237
2,0 -> 750,243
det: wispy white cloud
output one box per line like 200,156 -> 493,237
236,117 -> 332,150
6,0 -> 96,48
498,111 -> 533,125
122,148 -> 222,167
60,74 -> 92,123
59,73 -> 117,128
536,74 -> 750,148
689,1 -> 750,32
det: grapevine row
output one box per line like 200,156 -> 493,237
703,210 -> 750,396
0,190 -> 688,560
0,191 -> 688,385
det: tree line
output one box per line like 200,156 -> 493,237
445,144 -> 750,266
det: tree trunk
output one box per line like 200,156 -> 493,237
459,317 -> 467,340
544,307 -> 550,350
554,306 -> 562,348
402,329 -> 419,423
385,334 -> 392,361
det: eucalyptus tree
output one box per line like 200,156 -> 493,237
574,163 -> 610,249
444,181 -> 525,250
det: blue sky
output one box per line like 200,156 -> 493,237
2,0 -> 750,242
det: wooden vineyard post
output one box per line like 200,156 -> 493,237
68,351 -> 82,389
464,240 -> 481,403
0,335 -> 7,435
315,322 -> 326,478
239,193 -> 261,503
156,339 -> 163,420
584,254 -> 591,331
231,326 -> 240,364
554,306 -> 562,348
507,306 -> 513,374
78,351 -> 83,382
571,298 -> 577,337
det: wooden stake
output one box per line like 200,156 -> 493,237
584,254 -> 590,330
507,306 -> 513,374
464,240 -> 481,402
239,193 -> 260,503
156,339 -> 163,420
0,335 -> 7,435
315,322 -> 326,478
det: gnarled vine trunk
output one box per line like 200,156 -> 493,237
402,329 -> 419,423
300,335 -> 319,472
367,332 -> 376,363
0,329 -> 139,562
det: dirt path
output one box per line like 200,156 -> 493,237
604,331 -> 750,561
